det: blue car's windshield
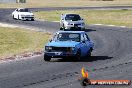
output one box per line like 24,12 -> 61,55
53,33 -> 80,42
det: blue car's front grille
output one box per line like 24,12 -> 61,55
52,47 -> 71,51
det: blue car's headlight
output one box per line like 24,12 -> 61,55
45,46 -> 52,51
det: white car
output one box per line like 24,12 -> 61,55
60,14 -> 85,30
12,8 -> 34,21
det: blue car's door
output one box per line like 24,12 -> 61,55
80,42 -> 87,56
80,33 -> 90,56
84,34 -> 91,51
84,33 -> 91,55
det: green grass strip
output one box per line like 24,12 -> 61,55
0,27 -> 51,58
34,10 -> 132,27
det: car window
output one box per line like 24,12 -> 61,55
54,33 -> 80,42
65,14 -> 81,21
69,34 -> 80,42
19,8 -> 29,12
81,34 -> 85,41
86,34 -> 90,41
84,33 -> 90,41
16,9 -> 18,11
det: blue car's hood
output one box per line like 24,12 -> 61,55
47,41 -> 79,47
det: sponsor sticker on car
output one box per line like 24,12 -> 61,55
55,52 -> 62,55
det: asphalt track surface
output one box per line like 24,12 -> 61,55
0,6 -> 132,88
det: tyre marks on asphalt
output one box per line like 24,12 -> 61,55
15,71 -> 79,88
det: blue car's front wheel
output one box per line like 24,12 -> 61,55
74,49 -> 81,61
87,49 -> 92,57
44,55 -> 51,61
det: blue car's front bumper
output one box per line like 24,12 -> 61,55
44,51 -> 76,58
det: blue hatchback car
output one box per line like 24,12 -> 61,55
44,31 -> 94,61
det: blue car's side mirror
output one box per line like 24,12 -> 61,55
49,39 -> 52,42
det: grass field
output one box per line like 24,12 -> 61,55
0,27 -> 51,59
34,10 -> 132,27
0,0 -> 132,8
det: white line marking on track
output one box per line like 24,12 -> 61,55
0,23 -> 18,28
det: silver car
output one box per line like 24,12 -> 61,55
60,14 -> 85,31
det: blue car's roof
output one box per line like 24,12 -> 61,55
56,31 -> 85,34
